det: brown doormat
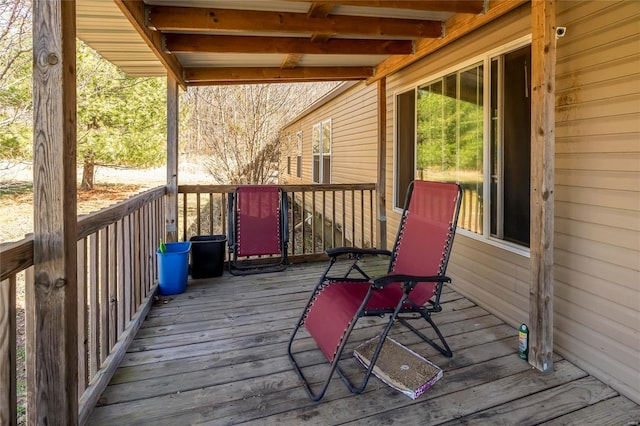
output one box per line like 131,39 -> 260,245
354,336 -> 443,399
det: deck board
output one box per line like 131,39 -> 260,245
89,259 -> 637,425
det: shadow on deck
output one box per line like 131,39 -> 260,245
89,258 -> 640,425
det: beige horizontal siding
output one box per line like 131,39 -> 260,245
280,82 -> 378,247
554,0 -> 640,405
383,3 -> 533,331
279,0 -> 640,405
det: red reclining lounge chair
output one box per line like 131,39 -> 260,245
288,180 -> 462,401
227,185 -> 289,275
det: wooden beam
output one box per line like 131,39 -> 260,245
281,53 -> 303,69
147,6 -> 443,39
114,1 -> 186,89
166,76 -> 179,243
283,0 -> 486,14
308,2 -> 335,17
529,0 -> 556,374
377,78 -> 387,250
308,2 -> 334,43
164,34 -> 413,55
184,66 -> 373,84
369,0 -> 526,83
29,0 -> 78,424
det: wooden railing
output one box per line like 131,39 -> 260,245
0,187 -> 165,425
178,183 -> 377,261
1,183 -> 377,424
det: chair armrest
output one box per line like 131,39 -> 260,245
372,274 -> 451,290
326,247 -> 392,258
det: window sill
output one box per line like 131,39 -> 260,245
456,228 -> 531,258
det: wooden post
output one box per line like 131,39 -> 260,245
29,0 -> 78,424
377,78 -> 387,250
529,0 -> 556,373
166,76 -> 179,242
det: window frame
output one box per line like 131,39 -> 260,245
296,130 -> 303,178
312,119 -> 332,184
392,35 -> 532,256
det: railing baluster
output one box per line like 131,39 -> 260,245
108,224 -> 117,351
351,190 -> 356,247
342,191 -> 346,247
88,233 -> 99,381
311,191 -> 316,253
360,190 -> 365,247
331,191 -> 336,249
123,215 -> 132,324
196,193 -> 201,236
99,228 -> 109,366
182,192 -> 187,242
116,218 -> 125,337
290,191 -> 296,255
209,193 -> 214,235
369,189 -> 374,247
77,239 -> 87,398
0,275 -> 17,426
321,191 -> 327,251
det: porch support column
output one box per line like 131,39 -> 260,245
529,0 -> 556,373
166,75 -> 179,243
29,0 -> 78,424
376,78 -> 387,249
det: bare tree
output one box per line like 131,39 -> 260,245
0,0 -> 32,173
183,82 -> 339,184
0,0 -> 31,83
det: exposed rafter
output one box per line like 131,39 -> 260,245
281,0 -> 486,14
281,53 -> 304,69
184,66 -> 374,85
147,6 -> 444,39
279,1 -> 335,69
81,0 -> 508,86
164,34 -> 413,55
114,0 -> 186,88
370,0 -> 526,83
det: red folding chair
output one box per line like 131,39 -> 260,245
288,180 -> 462,401
227,185 -> 289,275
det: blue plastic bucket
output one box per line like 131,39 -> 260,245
157,241 -> 191,295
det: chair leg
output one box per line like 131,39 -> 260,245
335,310 -> 398,394
286,273 -> 342,401
287,319 -> 336,401
398,312 -> 453,357
289,291 -> 411,401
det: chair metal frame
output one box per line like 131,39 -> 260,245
227,185 -> 289,275
287,180 -> 462,401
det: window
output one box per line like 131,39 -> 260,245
296,131 -> 303,178
395,42 -> 531,248
312,119 -> 331,184
287,156 -> 291,175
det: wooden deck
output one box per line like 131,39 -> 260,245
88,258 -> 640,425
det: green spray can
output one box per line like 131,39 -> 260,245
518,324 -> 529,360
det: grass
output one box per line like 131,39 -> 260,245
0,181 -> 33,196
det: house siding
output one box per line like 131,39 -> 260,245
279,0 -> 640,405
384,3 -> 533,334
384,0 -> 640,404
281,82 -> 379,247
553,0 -> 640,404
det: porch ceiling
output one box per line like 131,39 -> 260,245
75,0 -> 512,87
